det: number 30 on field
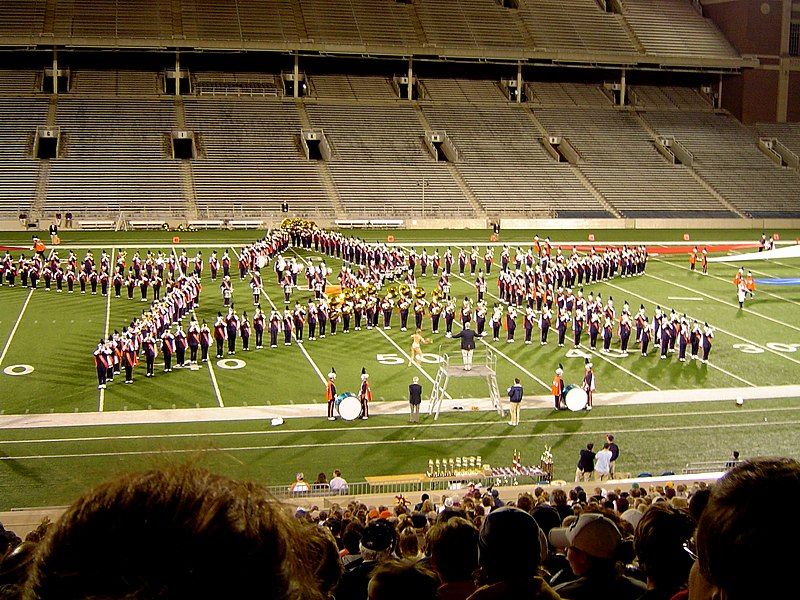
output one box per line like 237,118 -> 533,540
376,353 -> 442,365
733,343 -> 800,354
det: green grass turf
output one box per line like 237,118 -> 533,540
0,237 -> 799,414
1,229 -> 799,509
0,398 -> 798,510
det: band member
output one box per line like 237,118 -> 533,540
506,306 -> 517,342
524,308 -> 535,345
640,318 -> 651,357
143,332 -> 157,377
269,309 -> 281,348
539,306 -> 551,345
689,247 -> 698,271
318,301 -> 328,338
737,281 -> 748,309
94,341 -> 109,389
250,270 -> 263,306
413,298 -> 426,331
678,317 -> 689,362
326,369 -> 337,421
342,300 -> 353,333
701,247 -> 708,275
701,323 -> 714,363
444,300 -> 455,338
409,328 -> 431,366
490,304 -> 503,342
475,301 -> 487,337
187,318 -> 200,364
213,313 -> 226,358
619,313 -> 632,356
381,296 -> 393,330
573,309 -> 584,348
307,300 -> 317,341
293,302 -> 306,342
430,298 -> 442,334
475,271 -> 487,302
282,309 -> 293,345
226,308 -> 239,354
209,251 -> 219,281
358,367 -> 372,420
583,359 -> 595,410
174,324 -> 187,368
556,309 -> 568,347
398,297 -> 410,332
745,271 -> 756,298
161,328 -> 175,372
240,311 -> 251,351
199,319 -> 211,362
221,276 -> 233,307
552,365 -> 565,410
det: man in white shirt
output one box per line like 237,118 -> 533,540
329,469 -> 348,495
595,443 -> 613,481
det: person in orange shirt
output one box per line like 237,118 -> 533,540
689,247 -> 697,271
745,271 -> 756,298
326,368 -> 337,421
701,248 -> 708,275
552,365 -> 565,410
32,236 -> 46,259
733,268 -> 743,287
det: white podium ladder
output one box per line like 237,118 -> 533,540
427,348 -> 505,420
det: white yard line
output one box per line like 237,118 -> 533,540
4,419 -> 800,461
603,280 -> 800,370
98,247 -> 116,412
646,266 -> 800,333
245,246 -> 327,386
5,405 -> 799,445
0,289 -> 35,368
658,257 -> 800,309
207,356 -> 225,408
668,297 -> 703,301
582,347 -> 661,391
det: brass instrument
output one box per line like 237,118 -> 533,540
415,287 -> 426,299
387,286 -> 398,299
399,283 -> 411,298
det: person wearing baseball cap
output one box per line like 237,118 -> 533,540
470,506 -> 560,600
336,519 -> 396,600
549,513 -> 645,599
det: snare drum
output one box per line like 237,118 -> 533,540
335,392 -> 362,421
564,384 -> 588,412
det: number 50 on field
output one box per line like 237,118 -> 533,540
733,343 -> 800,354
376,353 -> 443,365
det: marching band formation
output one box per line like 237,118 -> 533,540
0,222 -> 718,395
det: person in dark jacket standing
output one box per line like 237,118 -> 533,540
507,378 -> 523,426
606,434 -> 620,478
409,376 -> 423,423
452,321 -> 477,370
576,443 -> 595,482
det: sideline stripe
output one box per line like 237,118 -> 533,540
651,260 -> 800,332
603,280 -> 800,370
3,419 -> 799,461
5,405 -> 797,446
98,247 -> 116,412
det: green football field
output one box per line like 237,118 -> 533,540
0,227 -> 799,510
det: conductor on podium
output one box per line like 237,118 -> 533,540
453,321 -> 477,370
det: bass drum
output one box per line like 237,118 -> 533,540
564,384 -> 588,412
335,392 -> 362,421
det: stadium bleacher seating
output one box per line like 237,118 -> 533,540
45,99 -> 184,217
535,106 -> 737,218
0,98 -> 49,217
304,102 -> 472,216
183,98 -> 333,217
642,111 -> 800,218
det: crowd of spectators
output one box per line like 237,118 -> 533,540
0,457 -> 796,600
